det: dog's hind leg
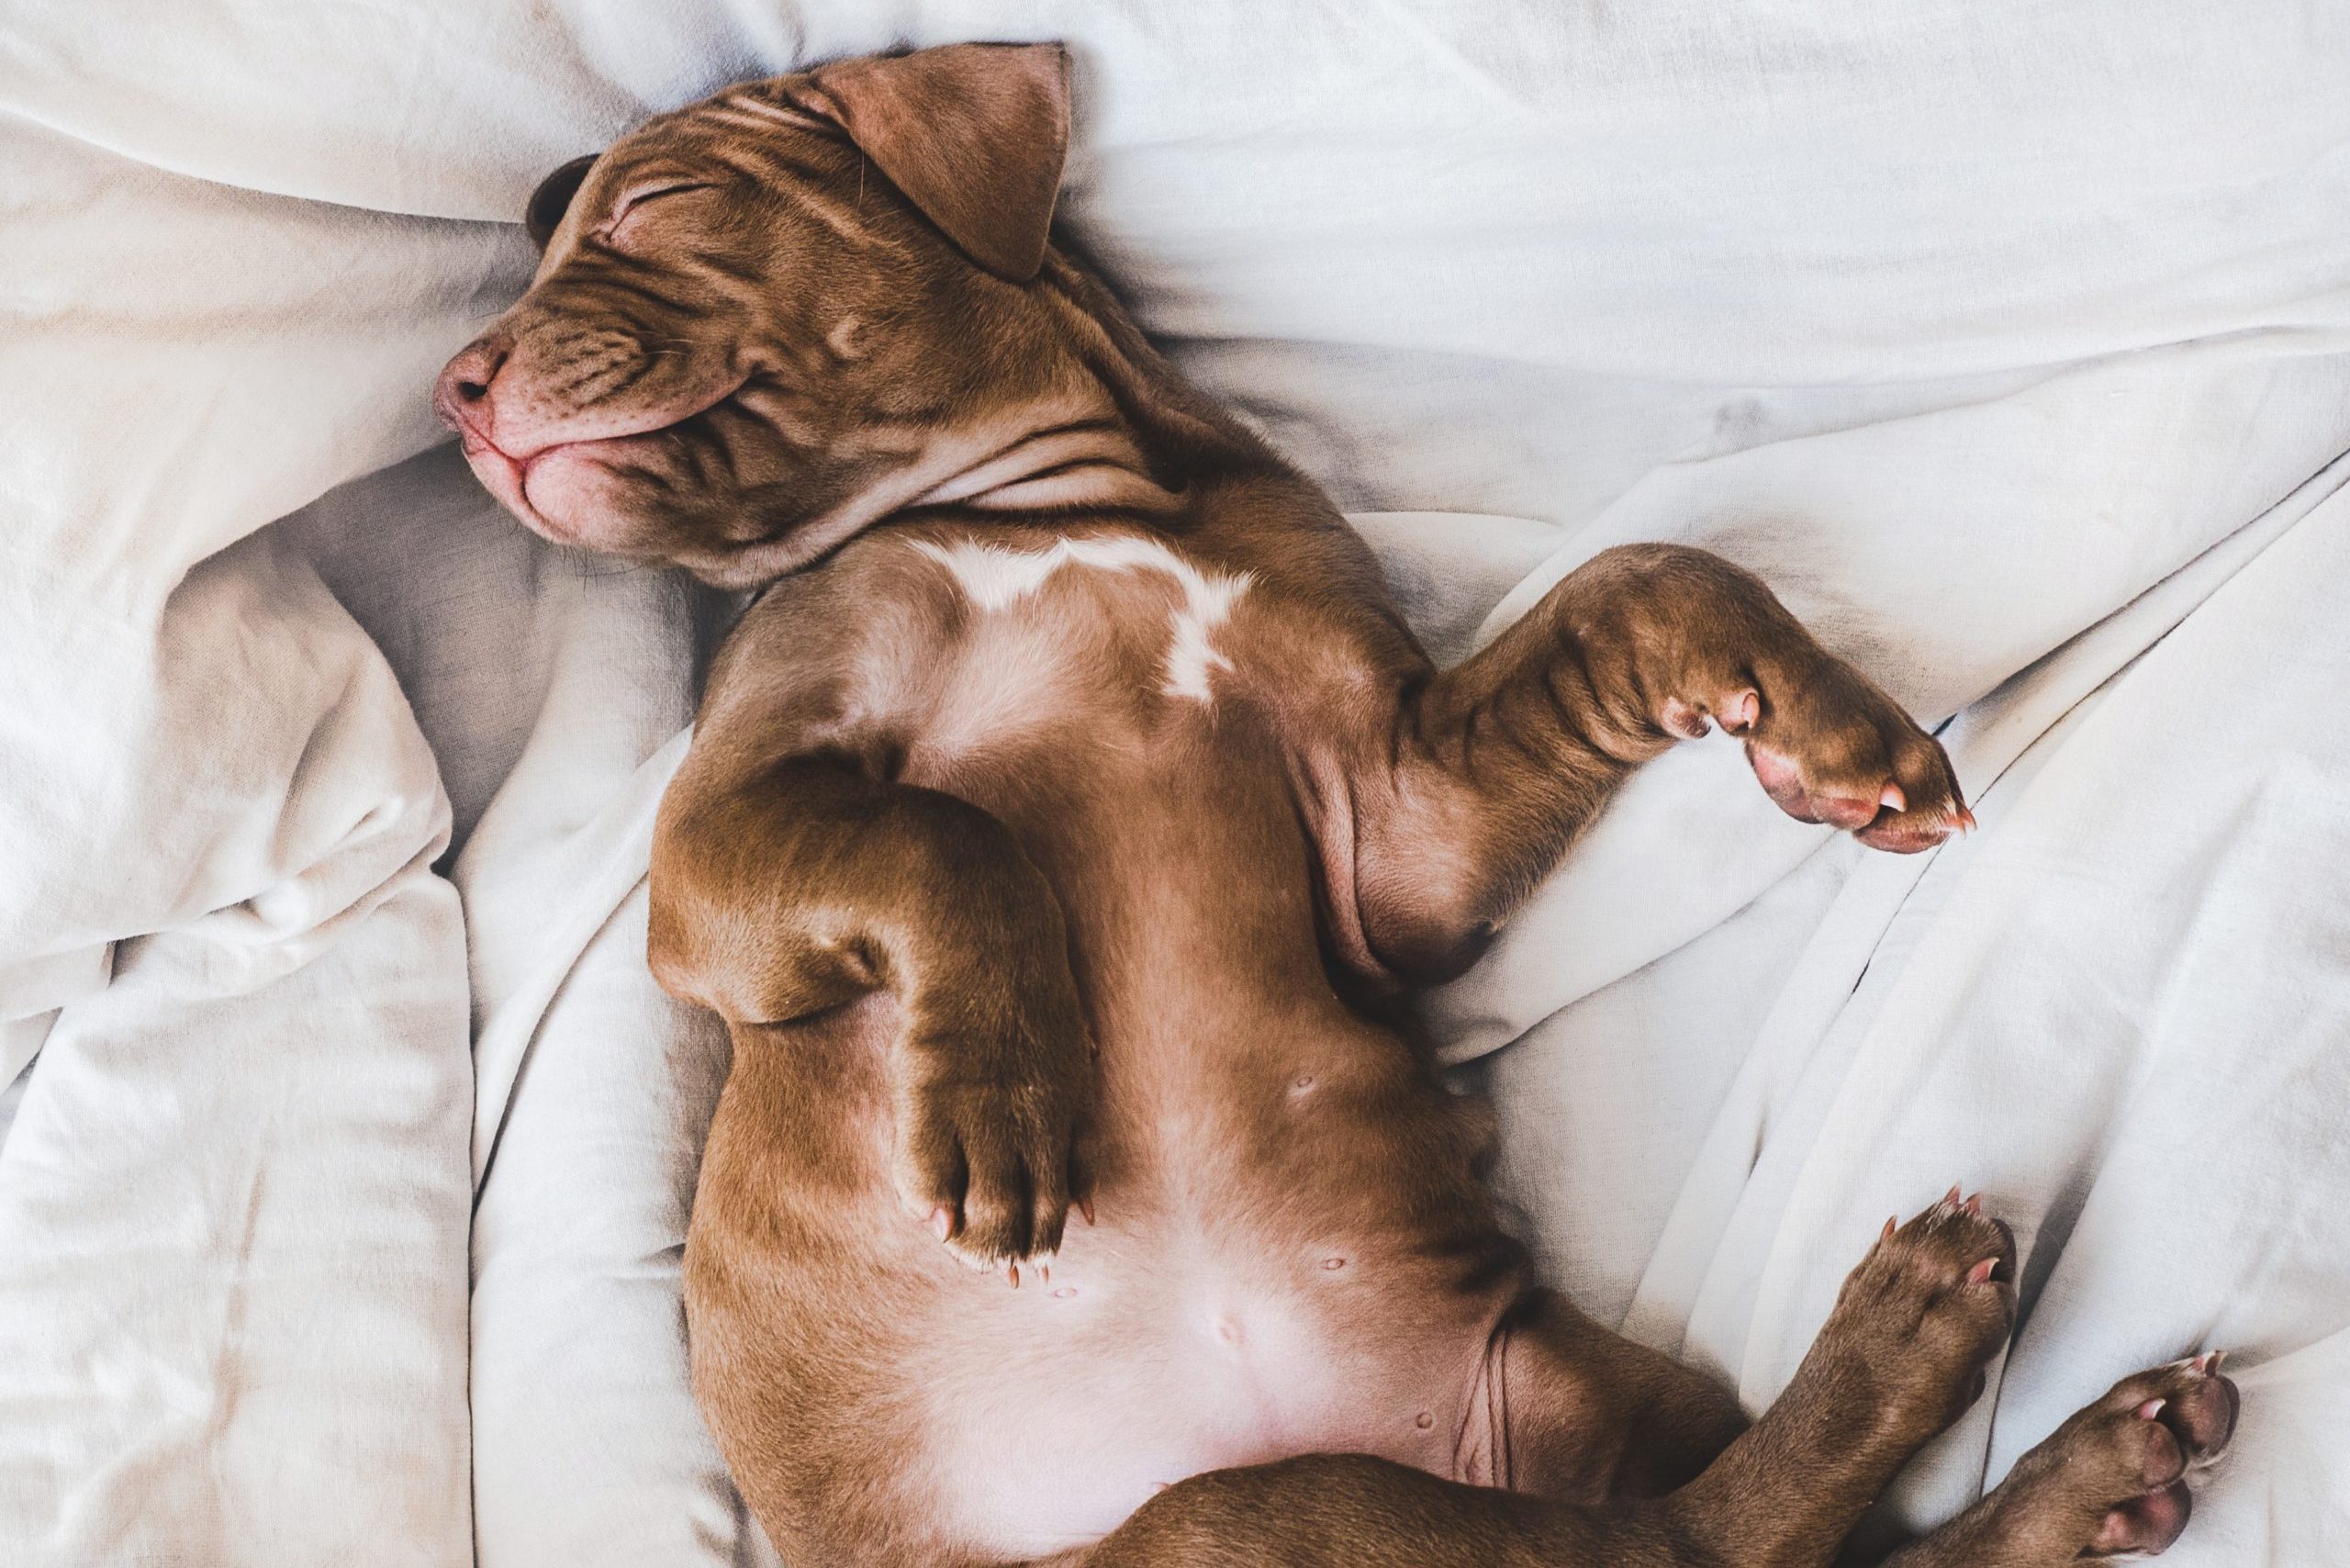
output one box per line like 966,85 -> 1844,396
1466,1288 -> 1749,1505
1870,1355 -> 2239,1568
1024,1196 -> 2021,1568
1023,1450 -> 1678,1568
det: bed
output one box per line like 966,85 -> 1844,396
3,2 -> 2346,1563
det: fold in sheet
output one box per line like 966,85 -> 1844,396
5,2 -> 2348,1564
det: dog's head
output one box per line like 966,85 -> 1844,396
435,42 -> 1075,586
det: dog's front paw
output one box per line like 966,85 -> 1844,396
892,1003 -> 1094,1278
1683,650 -> 1971,853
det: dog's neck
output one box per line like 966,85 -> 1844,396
725,251 -> 1291,588
1038,251 -> 1285,479
902,251 -> 1288,523
901,408 -> 1181,518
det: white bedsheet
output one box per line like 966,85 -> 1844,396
3,2 -> 2347,1563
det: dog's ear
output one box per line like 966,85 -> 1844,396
792,42 -> 1070,282
525,154 -> 599,250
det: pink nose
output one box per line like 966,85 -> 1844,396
433,335 -> 513,451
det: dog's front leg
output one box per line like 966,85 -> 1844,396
651,753 -> 1093,1267
1337,543 -> 1970,981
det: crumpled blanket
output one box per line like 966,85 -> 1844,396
3,2 -> 2344,1563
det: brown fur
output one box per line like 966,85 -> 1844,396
438,43 -> 2238,1566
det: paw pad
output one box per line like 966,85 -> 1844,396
1998,1351 -> 2242,1559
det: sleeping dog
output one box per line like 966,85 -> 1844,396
436,42 -> 2236,1567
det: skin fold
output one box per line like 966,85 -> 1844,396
436,42 -> 2239,1566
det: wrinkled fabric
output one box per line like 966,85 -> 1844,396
1,1 -> 2345,1563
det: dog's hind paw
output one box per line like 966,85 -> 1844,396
1812,1187 -> 2018,1448
1914,1352 -> 2240,1562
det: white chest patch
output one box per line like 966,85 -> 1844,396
914,535 -> 1252,704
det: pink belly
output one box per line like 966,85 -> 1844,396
914,1231 -> 1491,1560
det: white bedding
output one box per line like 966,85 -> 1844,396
4,2 -> 2348,1563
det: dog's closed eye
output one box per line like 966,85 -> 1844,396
603,182 -> 717,243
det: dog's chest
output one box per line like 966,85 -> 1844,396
899,531 -> 1254,756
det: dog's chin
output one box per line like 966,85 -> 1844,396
512,448 -> 661,555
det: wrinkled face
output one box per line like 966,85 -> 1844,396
434,55 -> 1069,588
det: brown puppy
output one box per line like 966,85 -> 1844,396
437,43 -> 2239,1567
